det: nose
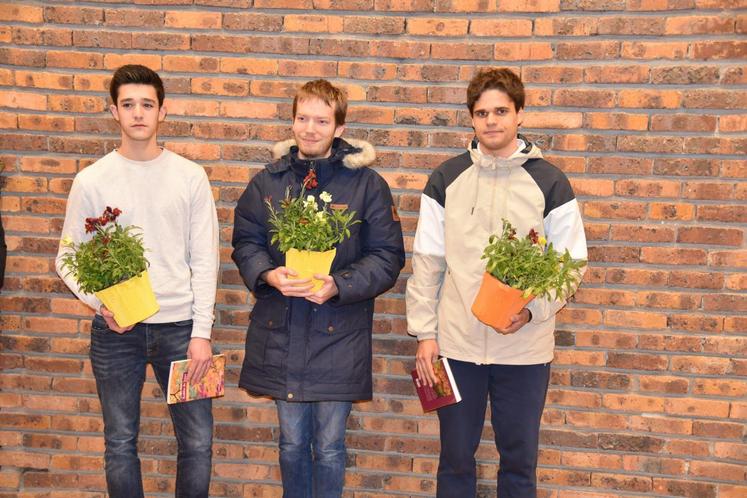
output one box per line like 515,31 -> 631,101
486,111 -> 498,125
133,103 -> 144,118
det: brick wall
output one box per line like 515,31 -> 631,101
1,1 -> 745,496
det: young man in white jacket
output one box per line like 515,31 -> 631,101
407,68 -> 587,498
56,65 -> 219,498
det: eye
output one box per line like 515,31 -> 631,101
496,109 -> 507,115
144,103 -> 153,108
475,110 -> 488,118
319,120 -> 328,125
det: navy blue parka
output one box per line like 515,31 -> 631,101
231,138 -> 405,402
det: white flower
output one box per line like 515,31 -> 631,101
62,235 -> 74,246
315,211 -> 325,221
306,195 -> 315,203
319,191 -> 332,203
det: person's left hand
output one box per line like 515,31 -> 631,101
305,274 -> 339,305
493,308 -> 531,335
186,337 -> 213,383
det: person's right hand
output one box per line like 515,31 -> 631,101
263,267 -> 314,297
415,339 -> 440,388
100,305 -> 134,334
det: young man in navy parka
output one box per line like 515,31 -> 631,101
231,79 -> 405,497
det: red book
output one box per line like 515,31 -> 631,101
411,357 -> 462,412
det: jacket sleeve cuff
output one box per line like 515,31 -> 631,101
190,322 -> 213,340
417,333 -> 437,342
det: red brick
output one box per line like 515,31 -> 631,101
284,14 -> 343,33
720,114 -> 747,132
344,16 -> 404,34
222,12 -> 282,31
651,64 -> 720,84
665,15 -> 734,34
495,42 -> 553,61
598,16 -> 665,35
628,0 -> 697,10
556,41 -> 620,60
692,41 -> 747,60
0,90 -> 46,111
610,225 -> 675,243
15,70 -> 74,90
651,113 -> 717,132
523,66 -> 584,84
104,53 -> 161,71
12,26 -> 72,47
104,8 -> 164,27
622,41 -> 689,59
45,6 -> 102,24
534,17 -> 598,36
605,310 -> 667,329
164,11 -> 220,29
678,226 -> 742,246
46,50 -> 104,69
471,19 -> 532,37
0,3 -> 43,22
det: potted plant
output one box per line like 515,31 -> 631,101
60,206 -> 159,327
266,172 -> 359,291
472,219 -> 586,330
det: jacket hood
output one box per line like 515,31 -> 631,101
271,137 -> 376,170
468,134 -> 543,170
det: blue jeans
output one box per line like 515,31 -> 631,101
90,316 -> 213,498
436,359 -> 551,498
275,400 -> 352,498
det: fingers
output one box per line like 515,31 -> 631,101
305,275 -> 338,305
100,307 -> 133,334
493,309 -> 531,335
415,340 -> 440,387
186,338 -> 213,383
186,358 -> 210,384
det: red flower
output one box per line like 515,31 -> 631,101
303,169 -> 318,190
528,228 -> 539,244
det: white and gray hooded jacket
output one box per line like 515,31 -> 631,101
406,137 -> 587,365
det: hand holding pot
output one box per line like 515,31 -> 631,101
492,308 -> 532,335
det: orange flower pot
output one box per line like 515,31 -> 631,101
471,272 -> 534,330
284,248 -> 337,292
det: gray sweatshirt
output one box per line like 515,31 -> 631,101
56,149 -> 219,340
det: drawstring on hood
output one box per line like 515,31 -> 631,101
468,135 -> 544,217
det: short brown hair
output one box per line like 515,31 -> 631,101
466,68 -> 524,115
110,64 -> 165,107
292,79 -> 347,126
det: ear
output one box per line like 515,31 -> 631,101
517,108 -> 524,127
110,104 -> 120,122
158,103 -> 167,123
334,124 -> 345,138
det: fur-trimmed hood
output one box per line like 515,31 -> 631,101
271,137 -> 376,170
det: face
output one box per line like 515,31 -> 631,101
292,97 -> 344,160
110,83 -> 166,144
470,89 -> 523,158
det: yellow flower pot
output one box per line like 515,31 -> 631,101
95,270 -> 160,328
285,248 -> 337,292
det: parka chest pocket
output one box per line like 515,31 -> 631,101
307,305 -> 372,384
246,304 -> 288,372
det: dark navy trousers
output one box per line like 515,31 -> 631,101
436,359 -> 551,498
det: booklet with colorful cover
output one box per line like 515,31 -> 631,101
167,354 -> 225,404
411,357 -> 462,412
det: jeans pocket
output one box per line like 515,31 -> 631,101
91,314 -> 110,333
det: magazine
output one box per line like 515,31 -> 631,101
167,354 -> 225,404
411,357 -> 462,412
